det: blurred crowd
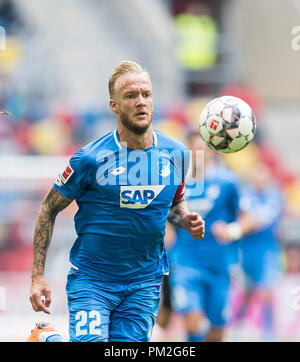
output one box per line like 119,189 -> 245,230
0,0 -> 300,341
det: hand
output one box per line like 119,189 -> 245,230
184,212 -> 205,239
30,276 -> 51,314
211,221 -> 242,244
211,221 -> 230,244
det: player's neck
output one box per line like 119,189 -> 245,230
117,125 -> 154,149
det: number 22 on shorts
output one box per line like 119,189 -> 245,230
75,310 -> 101,336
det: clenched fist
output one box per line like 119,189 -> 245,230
184,213 -> 205,239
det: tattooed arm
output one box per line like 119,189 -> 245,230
167,198 -> 190,229
167,198 -> 205,239
30,187 -> 72,314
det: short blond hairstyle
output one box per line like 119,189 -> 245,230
108,60 -> 150,99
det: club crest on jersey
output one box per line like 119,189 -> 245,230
55,164 -> 74,186
120,185 -> 165,209
158,161 -> 171,178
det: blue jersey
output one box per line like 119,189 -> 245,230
170,165 -> 240,273
239,184 -> 283,254
54,129 -> 189,282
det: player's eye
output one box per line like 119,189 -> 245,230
125,93 -> 135,99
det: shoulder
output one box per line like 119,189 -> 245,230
154,129 -> 189,152
71,131 -> 116,168
265,186 -> 284,202
215,165 -> 240,186
82,131 -> 116,154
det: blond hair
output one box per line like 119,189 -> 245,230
108,60 -> 150,99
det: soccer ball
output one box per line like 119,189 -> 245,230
199,96 -> 256,153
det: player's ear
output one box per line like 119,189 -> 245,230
110,99 -> 118,115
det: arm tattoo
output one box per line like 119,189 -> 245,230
32,187 -> 72,280
167,198 -> 190,229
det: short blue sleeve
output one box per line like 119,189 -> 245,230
53,148 -> 90,200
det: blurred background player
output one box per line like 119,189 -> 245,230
167,131 -> 242,342
173,0 -> 219,96
222,162 -> 284,341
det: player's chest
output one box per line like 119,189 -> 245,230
94,149 -> 182,184
88,150 -> 183,208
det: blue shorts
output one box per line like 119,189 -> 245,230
170,265 -> 230,327
241,249 -> 282,289
66,268 -> 162,342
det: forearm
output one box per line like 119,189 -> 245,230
212,212 -> 264,243
167,199 -> 190,229
31,187 -> 72,280
30,187 -> 72,314
32,205 -> 56,280
236,211 -> 263,236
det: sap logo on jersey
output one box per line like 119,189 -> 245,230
120,185 -> 165,209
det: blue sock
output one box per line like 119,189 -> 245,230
187,333 -> 205,342
46,334 -> 65,342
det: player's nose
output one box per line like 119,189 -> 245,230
136,93 -> 146,106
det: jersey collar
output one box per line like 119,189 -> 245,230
113,129 -> 157,150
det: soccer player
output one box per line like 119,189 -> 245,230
28,61 -> 205,342
169,131 -> 244,342
227,162 -> 284,340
